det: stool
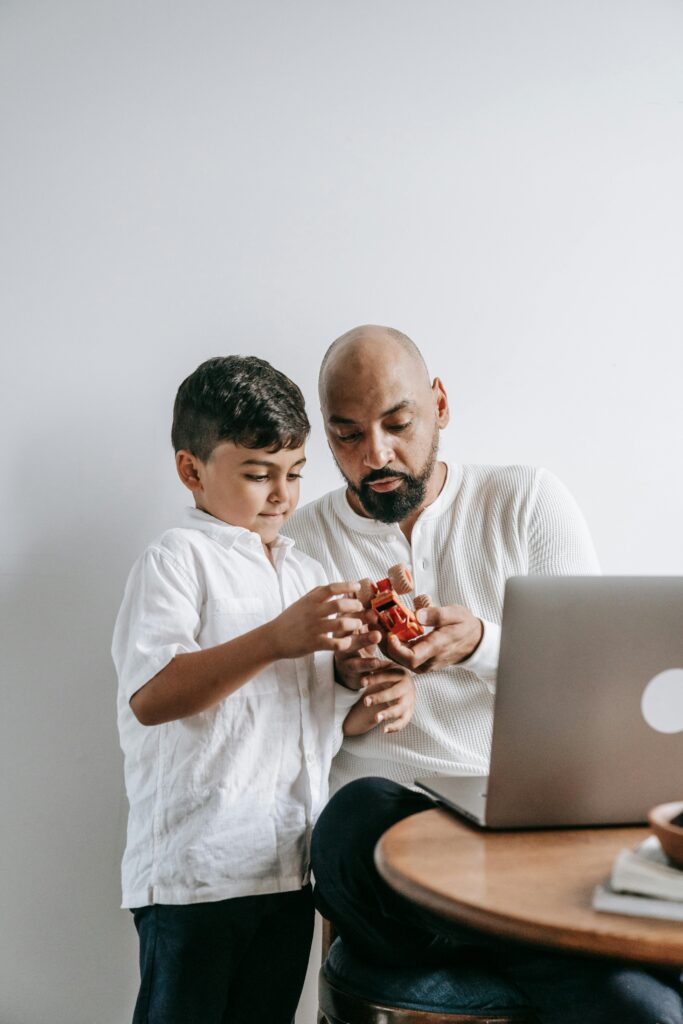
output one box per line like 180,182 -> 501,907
318,923 -> 536,1024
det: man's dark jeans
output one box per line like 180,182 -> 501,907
131,885 -> 313,1024
312,777 -> 683,1024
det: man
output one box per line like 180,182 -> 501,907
284,325 -> 683,1024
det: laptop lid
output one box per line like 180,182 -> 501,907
419,576 -> 683,829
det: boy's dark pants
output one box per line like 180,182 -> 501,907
131,885 -> 314,1024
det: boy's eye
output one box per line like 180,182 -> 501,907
245,474 -> 269,482
287,473 -> 303,480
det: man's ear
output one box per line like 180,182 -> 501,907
432,377 -> 450,429
175,450 -> 203,493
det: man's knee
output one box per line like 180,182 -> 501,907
312,777 -> 431,876
603,966 -> 683,1024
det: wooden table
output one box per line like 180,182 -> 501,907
375,808 -> 683,968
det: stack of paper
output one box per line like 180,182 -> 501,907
592,835 -> 683,920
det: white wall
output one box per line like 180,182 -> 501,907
1,2 -> 682,1022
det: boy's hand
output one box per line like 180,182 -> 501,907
268,582 -> 373,660
334,628 -> 384,690
343,667 -> 415,736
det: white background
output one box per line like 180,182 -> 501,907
1,2 -> 682,1022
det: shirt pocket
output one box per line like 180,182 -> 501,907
199,596 -> 266,648
200,595 -> 283,697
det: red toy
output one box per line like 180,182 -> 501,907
358,564 -> 432,644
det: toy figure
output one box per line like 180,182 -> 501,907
358,564 -> 432,644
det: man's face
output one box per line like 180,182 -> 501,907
323,362 -> 448,523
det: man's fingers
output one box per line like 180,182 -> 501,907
384,634 -> 424,669
415,603 -> 467,628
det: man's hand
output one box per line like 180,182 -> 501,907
382,604 -> 484,674
342,666 -> 416,736
268,583 -> 373,660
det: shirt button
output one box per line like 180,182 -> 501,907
421,558 -> 428,570
305,752 -> 316,765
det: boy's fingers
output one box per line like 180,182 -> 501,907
326,597 -> 365,615
382,715 -> 410,734
329,633 -> 372,652
329,616 -> 364,636
337,654 -> 385,673
360,671 -> 406,694
322,582 -> 362,598
368,689 -> 403,709
338,632 -> 382,654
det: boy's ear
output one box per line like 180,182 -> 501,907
175,450 -> 203,493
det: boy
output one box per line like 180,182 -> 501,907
112,355 -> 414,1024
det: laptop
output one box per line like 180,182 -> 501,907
415,576 -> 683,829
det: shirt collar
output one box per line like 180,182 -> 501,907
181,507 -> 295,554
330,462 -> 463,536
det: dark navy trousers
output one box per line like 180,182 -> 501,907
131,885 -> 313,1024
312,778 -> 683,1024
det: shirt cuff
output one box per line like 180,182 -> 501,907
457,619 -> 501,690
334,680 -> 364,712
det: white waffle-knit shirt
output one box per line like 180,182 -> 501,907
283,464 -> 600,792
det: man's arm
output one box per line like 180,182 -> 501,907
373,469 -> 599,677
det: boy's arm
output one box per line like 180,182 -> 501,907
130,581 -> 368,726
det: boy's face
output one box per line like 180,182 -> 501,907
176,441 -> 306,546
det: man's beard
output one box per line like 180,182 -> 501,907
341,430 -> 439,524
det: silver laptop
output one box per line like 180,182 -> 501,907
416,576 -> 683,829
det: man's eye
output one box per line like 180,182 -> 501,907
388,421 -> 412,432
337,432 -> 361,443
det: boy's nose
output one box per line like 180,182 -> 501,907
268,483 -> 288,504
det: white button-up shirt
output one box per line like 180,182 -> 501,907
112,508 -> 356,908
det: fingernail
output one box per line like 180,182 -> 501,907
376,713 -> 384,722
364,697 -> 372,707
416,609 -> 427,624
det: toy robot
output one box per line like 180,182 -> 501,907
358,564 -> 432,644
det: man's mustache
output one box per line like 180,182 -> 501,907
360,468 -> 409,487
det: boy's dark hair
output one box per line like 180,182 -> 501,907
172,356 -> 310,461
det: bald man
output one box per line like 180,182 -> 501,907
283,326 -> 683,1024
286,325 -> 599,792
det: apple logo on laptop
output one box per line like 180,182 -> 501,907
641,669 -> 683,733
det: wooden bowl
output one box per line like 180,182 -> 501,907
648,801 -> 683,868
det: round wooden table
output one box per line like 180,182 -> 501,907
375,808 -> 683,967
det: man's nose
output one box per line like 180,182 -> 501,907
362,433 -> 394,470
